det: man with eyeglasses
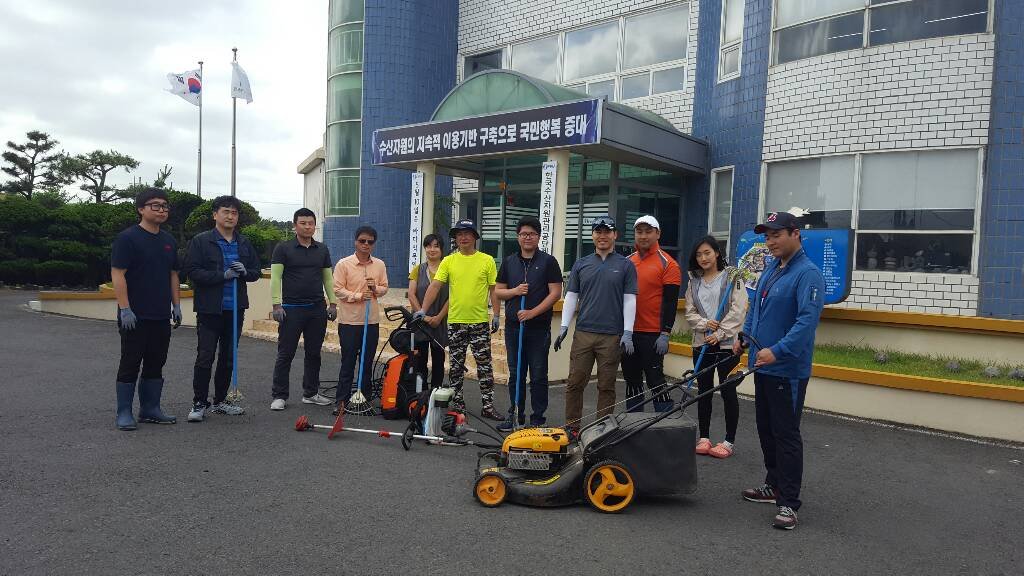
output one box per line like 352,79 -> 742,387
556,215 -> 637,435
109,187 -> 181,430
184,195 -> 262,422
416,219 -> 504,420
331,225 -> 388,414
494,216 -> 563,431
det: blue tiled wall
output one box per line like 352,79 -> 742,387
979,0 -> 1024,319
689,0 -> 772,263
323,0 -> 458,286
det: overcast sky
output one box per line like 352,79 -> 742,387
0,0 -> 327,220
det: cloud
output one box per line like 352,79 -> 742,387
0,0 -> 327,220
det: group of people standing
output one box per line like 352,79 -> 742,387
110,187 -> 823,531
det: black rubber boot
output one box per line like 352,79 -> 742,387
116,382 -> 137,431
138,378 -> 176,424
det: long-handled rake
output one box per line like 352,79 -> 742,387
345,298 -> 373,415
226,277 -> 244,403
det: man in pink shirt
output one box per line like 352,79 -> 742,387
331,225 -> 388,414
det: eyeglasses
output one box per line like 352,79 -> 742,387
517,232 -> 538,239
357,238 -> 376,245
144,203 -> 170,212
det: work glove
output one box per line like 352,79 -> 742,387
272,305 -> 287,323
223,268 -> 240,280
655,333 -> 670,355
118,307 -> 137,331
326,304 -> 337,321
620,330 -> 635,356
412,309 -> 426,322
229,261 -> 247,276
553,326 -> 568,352
490,315 -> 500,334
171,303 -> 182,328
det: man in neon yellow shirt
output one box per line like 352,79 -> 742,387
417,219 -> 504,420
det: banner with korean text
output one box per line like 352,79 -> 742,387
409,172 -> 424,272
539,161 -> 557,254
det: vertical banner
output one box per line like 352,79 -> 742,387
409,172 -> 425,272
539,160 -> 558,254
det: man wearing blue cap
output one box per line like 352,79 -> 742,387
735,211 -> 825,531
417,219 -> 504,420
556,215 -> 638,435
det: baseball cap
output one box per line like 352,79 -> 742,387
754,211 -> 801,234
449,219 -> 480,238
591,215 -> 616,231
633,215 -> 660,230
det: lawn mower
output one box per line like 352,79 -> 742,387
472,332 -> 764,513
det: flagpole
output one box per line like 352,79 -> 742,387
197,60 -> 203,198
231,47 -> 237,198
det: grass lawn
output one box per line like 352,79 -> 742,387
671,332 -> 1024,388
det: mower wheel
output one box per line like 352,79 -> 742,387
473,472 -> 507,508
583,460 -> 635,513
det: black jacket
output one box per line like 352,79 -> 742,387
185,229 -> 262,314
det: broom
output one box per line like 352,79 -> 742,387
226,277 -> 244,403
345,297 -> 373,415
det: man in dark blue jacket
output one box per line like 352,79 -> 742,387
734,211 -> 825,531
184,196 -> 262,422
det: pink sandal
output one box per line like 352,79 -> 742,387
708,442 -> 734,459
695,438 -> 712,455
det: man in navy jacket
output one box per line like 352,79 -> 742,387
184,196 -> 262,422
734,211 -> 825,531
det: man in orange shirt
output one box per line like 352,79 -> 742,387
624,215 -> 681,412
331,225 -> 389,414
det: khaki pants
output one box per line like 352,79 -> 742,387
564,330 -> 622,427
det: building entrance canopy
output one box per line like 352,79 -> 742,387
371,70 -> 707,177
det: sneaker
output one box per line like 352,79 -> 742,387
496,415 -> 518,433
773,506 -> 798,530
480,406 -> 504,421
709,442 -> 734,459
302,393 -> 332,406
270,398 -> 286,411
187,402 -> 207,423
695,438 -> 712,455
210,402 -> 245,416
742,483 -> 779,504
332,401 -> 345,416
529,416 -> 546,427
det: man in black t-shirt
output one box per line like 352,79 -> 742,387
494,216 -> 563,430
109,187 -> 181,431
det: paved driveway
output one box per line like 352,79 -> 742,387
0,290 -> 1020,575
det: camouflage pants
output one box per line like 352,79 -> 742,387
448,322 -> 495,410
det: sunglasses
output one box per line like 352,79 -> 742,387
592,217 -> 616,230
357,238 -> 376,245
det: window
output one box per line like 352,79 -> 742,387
464,50 -> 503,78
763,149 -> 981,273
774,0 -> 990,65
327,170 -> 360,216
326,0 -> 364,217
719,0 -> 744,80
623,4 -> 688,69
710,168 -> 734,258
564,22 -> 619,82
511,36 -> 560,83
481,4 -> 690,102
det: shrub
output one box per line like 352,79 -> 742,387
0,258 -> 38,284
241,220 -> 288,267
34,260 -> 88,287
184,199 -> 260,238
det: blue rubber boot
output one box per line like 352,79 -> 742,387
138,378 -> 176,424
116,382 -> 137,431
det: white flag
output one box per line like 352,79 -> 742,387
165,69 -> 202,106
231,61 -> 253,104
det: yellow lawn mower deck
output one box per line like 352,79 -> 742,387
473,413 -> 698,513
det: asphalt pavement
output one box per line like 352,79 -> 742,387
0,289 -> 1021,575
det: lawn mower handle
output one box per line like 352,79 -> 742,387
384,306 -> 446,350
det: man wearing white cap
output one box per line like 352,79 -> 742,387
624,215 -> 681,412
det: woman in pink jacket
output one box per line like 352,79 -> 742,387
684,236 -> 748,459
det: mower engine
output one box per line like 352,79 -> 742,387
500,427 -> 571,473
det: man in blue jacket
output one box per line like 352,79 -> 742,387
184,195 -> 262,422
734,211 -> 825,531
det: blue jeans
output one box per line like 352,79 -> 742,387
504,324 -> 551,425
